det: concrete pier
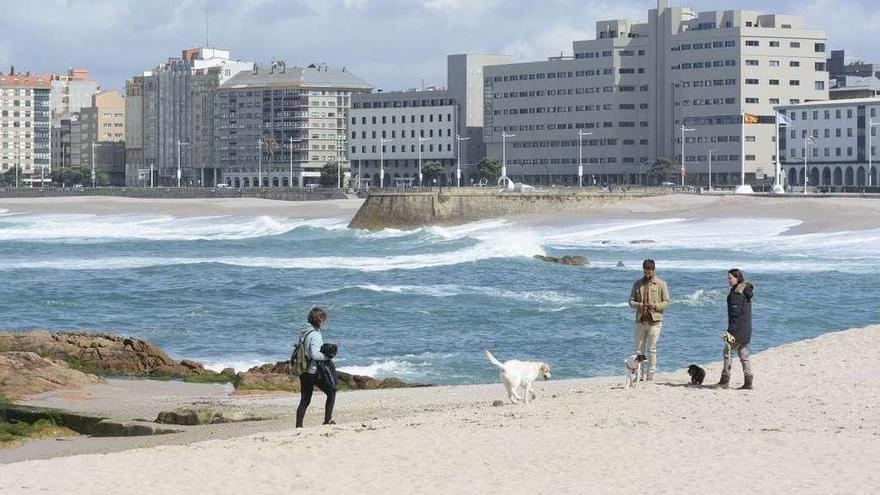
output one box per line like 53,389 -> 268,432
348,188 -> 668,230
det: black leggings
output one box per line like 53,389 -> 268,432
296,372 -> 335,427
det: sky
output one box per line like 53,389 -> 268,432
1,0 -> 878,92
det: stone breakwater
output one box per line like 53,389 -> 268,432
348,188 -> 669,230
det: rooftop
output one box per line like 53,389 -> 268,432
221,63 -> 372,90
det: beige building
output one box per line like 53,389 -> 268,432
0,72 -> 52,185
484,1 -> 829,187
52,90 -> 126,185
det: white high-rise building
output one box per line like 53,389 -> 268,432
484,1 -> 829,187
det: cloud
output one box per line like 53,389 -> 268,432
0,0 -> 876,93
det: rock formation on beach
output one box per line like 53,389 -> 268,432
533,255 -> 590,267
0,331 -> 214,378
0,352 -> 102,399
0,331 -> 416,399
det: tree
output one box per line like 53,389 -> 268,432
319,162 -> 339,187
473,157 -> 502,183
263,136 -> 278,161
51,167 -> 89,186
648,158 -> 677,184
422,161 -> 444,184
1,166 -> 21,186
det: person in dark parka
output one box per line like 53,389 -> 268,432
716,268 -> 755,390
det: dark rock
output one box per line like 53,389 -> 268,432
155,408 -> 263,425
492,400 -> 505,407
616,261 -> 625,267
533,255 -> 590,267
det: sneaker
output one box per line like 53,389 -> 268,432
323,420 -> 336,425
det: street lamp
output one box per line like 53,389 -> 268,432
379,138 -> 392,188
417,136 -> 431,187
680,124 -> 694,187
176,139 -> 189,188
501,132 -> 515,185
869,119 -> 879,187
91,142 -> 96,188
577,130 -> 593,187
257,138 -> 263,188
708,148 -> 716,191
804,135 -> 816,195
455,134 -> 470,187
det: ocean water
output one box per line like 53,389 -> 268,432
1,207 -> 878,385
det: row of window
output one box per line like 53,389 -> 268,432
675,60 -> 738,70
217,89 -> 349,98
672,40 -> 739,51
353,99 -> 453,109
791,128 -> 860,139
784,107 -> 880,120
352,144 -> 453,154
351,113 -> 453,125
787,146 -> 856,158
351,129 -> 452,140
0,100 -> 32,107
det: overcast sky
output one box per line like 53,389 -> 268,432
1,0 -> 878,92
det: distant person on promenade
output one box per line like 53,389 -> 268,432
716,269 -> 755,390
295,307 -> 337,427
628,259 -> 671,381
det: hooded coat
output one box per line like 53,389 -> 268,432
726,282 -> 754,345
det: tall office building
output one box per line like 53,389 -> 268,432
124,48 -> 252,186
215,62 -> 372,187
348,53 -> 510,186
0,71 -> 52,185
484,1 -> 829,187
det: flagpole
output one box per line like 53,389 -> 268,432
775,117 -> 781,188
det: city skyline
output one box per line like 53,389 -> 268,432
1,0 -> 877,92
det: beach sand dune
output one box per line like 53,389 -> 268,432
2,325 -> 878,494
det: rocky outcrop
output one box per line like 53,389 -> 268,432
233,360 -> 418,394
0,352 -> 102,399
155,408 -> 264,425
534,255 -> 590,267
0,331 -> 216,379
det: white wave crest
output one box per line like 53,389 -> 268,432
676,289 -> 725,306
351,284 -> 581,304
0,213 -> 348,242
336,359 -> 423,378
200,358 -> 272,373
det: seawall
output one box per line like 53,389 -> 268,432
0,187 -> 352,202
348,188 -> 669,230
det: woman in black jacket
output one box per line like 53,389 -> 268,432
716,268 -> 755,390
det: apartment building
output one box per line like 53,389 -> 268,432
827,50 -> 880,99
0,72 -> 52,185
349,54 -> 509,186
484,1 -> 828,187
124,48 -> 252,186
349,89 -> 458,187
52,90 -> 126,185
50,68 -> 100,123
215,62 -> 372,188
778,98 -> 880,188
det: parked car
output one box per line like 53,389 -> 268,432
215,183 -> 229,189
660,181 -> 676,187
305,183 -> 320,189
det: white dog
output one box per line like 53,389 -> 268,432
624,353 -> 647,389
484,350 -> 551,404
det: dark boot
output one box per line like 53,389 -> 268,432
715,374 -> 730,389
738,375 -> 753,390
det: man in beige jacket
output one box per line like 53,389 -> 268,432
628,259 -> 671,381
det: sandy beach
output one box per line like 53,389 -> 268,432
2,193 -> 879,235
1,324 -> 878,494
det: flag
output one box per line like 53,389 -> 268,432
744,113 -> 760,124
806,135 -> 816,145
776,112 -> 792,126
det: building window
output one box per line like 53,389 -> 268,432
769,41 -> 780,47
745,79 -> 759,85
790,80 -> 800,86
815,81 -> 825,90
815,62 -> 826,71
746,60 -> 759,66
815,43 -> 826,52
745,40 -> 759,47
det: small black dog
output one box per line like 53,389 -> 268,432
320,343 -> 338,359
687,364 -> 706,385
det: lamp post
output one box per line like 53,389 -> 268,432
256,138 -> 263,188
869,119 -> 879,187
91,142 -> 96,188
455,134 -> 470,187
501,132 -> 515,184
804,135 -> 815,195
577,130 -> 593,187
708,148 -> 715,190
417,136 -> 431,187
680,124 -> 694,187
176,139 -> 189,187
379,138 -> 392,188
